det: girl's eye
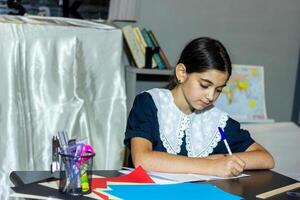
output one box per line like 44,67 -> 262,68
216,88 -> 224,93
200,84 -> 209,89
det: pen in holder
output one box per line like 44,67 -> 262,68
51,136 -> 60,173
58,151 -> 95,196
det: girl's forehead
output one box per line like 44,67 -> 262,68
192,69 -> 228,78
190,70 -> 229,85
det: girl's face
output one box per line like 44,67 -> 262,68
180,69 -> 229,112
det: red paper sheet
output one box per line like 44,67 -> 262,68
91,166 -> 154,199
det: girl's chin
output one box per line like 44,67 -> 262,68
193,105 -> 206,111
193,103 -> 210,111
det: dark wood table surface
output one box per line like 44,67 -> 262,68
10,170 -> 300,200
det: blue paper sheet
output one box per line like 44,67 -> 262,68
104,183 -> 243,200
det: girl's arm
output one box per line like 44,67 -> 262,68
131,137 -> 246,177
231,142 -> 275,170
206,142 -> 275,170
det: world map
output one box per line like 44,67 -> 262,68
214,65 -> 268,122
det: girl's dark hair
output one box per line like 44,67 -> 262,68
166,37 -> 232,89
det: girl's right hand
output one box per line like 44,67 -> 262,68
211,155 -> 246,177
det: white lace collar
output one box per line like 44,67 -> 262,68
147,88 -> 228,157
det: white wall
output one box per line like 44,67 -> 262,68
243,122 -> 300,180
135,0 -> 300,121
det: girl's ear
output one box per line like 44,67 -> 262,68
175,63 -> 187,83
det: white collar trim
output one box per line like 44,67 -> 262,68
147,88 -> 228,157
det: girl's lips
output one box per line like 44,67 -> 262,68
196,100 -> 210,108
200,99 -> 210,106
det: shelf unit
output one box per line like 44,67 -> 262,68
125,65 -> 173,112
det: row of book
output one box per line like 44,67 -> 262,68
122,25 -> 171,69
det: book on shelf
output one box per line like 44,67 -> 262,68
123,38 -> 136,67
132,26 -> 157,68
122,25 -> 171,70
122,25 -> 145,68
141,28 -> 165,69
147,30 -> 172,69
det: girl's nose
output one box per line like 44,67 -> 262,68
206,89 -> 214,102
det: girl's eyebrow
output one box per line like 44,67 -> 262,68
200,78 -> 227,88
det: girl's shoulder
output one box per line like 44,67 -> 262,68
136,88 -> 168,100
146,88 -> 173,108
132,90 -> 158,113
146,88 -> 170,97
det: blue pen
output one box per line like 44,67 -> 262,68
218,127 -> 232,155
287,192 -> 300,198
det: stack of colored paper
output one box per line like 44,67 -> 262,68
99,183 -> 243,200
11,166 -> 243,200
92,166 -> 243,200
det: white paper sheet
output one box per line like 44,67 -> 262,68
119,168 -> 249,184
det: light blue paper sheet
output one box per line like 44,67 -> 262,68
104,183 -> 243,200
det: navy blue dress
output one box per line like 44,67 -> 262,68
124,92 -> 255,166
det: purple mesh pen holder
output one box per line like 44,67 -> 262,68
58,152 -> 95,196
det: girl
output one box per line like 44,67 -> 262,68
124,37 -> 274,177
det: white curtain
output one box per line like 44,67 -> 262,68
0,18 -> 126,199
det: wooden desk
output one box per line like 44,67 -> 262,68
10,170 -> 299,200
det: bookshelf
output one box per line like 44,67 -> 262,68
125,65 -> 173,112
